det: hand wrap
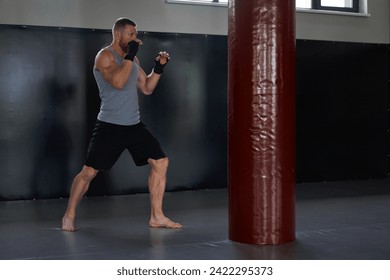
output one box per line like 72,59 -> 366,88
125,41 -> 139,61
153,59 -> 168,74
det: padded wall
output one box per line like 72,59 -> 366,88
296,40 -> 389,182
0,25 -> 389,200
0,25 -> 228,200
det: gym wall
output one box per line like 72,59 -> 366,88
0,0 -> 389,200
0,24 -> 389,200
0,0 -> 389,44
0,25 -> 228,200
296,40 -> 389,182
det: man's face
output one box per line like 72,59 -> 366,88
118,25 -> 138,52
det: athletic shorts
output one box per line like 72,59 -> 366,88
85,120 -> 166,170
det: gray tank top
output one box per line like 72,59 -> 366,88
93,47 -> 140,125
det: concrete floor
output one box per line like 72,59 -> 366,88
1,179 -> 390,260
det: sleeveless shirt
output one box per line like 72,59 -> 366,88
93,47 -> 140,125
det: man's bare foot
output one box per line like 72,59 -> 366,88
149,217 -> 183,229
62,216 -> 77,232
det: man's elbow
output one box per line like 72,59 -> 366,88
142,88 -> 153,95
112,80 -> 125,90
139,85 -> 153,95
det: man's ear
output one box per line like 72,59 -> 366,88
114,30 -> 121,41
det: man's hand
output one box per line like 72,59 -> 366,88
124,40 -> 139,61
157,51 -> 170,65
153,51 -> 170,74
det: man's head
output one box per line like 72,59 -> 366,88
112,17 -> 138,52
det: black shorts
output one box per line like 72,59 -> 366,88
85,120 -> 166,170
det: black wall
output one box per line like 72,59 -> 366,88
0,25 -> 228,200
0,25 -> 388,200
296,40 -> 389,182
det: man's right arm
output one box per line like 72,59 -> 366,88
94,50 -> 133,90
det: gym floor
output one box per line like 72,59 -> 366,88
1,179 -> 390,260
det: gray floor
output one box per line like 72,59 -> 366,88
1,179 -> 390,260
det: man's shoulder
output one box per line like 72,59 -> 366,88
97,47 -> 114,57
95,47 -> 115,63
94,47 -> 116,70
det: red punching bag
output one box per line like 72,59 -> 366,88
228,0 -> 296,245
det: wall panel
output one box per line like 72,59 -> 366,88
0,25 -> 228,200
296,40 -> 389,181
0,25 -> 388,200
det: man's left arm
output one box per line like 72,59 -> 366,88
137,52 -> 169,95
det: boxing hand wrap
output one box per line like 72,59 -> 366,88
125,41 -> 139,61
153,59 -> 168,74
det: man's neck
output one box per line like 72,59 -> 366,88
110,42 -> 126,58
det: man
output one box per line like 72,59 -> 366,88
61,17 -> 182,231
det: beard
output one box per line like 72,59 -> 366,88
119,40 -> 128,53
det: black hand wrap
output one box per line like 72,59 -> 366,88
153,59 -> 168,74
125,41 -> 139,61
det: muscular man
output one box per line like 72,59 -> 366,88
62,17 -> 182,231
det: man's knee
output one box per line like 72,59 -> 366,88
148,157 -> 169,174
78,166 -> 98,182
